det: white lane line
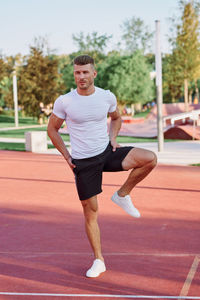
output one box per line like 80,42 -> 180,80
180,255 -> 200,297
0,252 -> 199,257
0,293 -> 200,299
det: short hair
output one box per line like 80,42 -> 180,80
73,55 -> 94,66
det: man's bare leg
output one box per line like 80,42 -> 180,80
118,148 -> 157,196
81,196 -> 106,277
111,148 -> 157,217
81,195 -> 104,261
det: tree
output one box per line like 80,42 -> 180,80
95,51 -> 154,105
172,1 -> 200,108
72,31 -> 112,53
95,54 -> 126,99
120,16 -> 154,54
58,54 -> 77,94
0,54 -> 20,108
72,31 -> 112,62
0,55 -> 6,82
0,55 -> 6,107
122,52 -> 154,104
162,52 -> 183,103
18,42 -> 64,119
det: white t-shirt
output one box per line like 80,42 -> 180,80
53,87 -> 117,159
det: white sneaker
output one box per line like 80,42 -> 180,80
111,191 -> 141,218
86,259 -> 106,278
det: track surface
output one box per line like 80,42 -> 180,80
0,150 -> 200,299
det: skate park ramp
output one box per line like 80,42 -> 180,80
119,103 -> 200,140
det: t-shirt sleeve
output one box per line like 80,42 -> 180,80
52,96 -> 66,119
108,91 -> 117,113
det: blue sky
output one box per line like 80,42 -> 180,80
0,0 -> 179,56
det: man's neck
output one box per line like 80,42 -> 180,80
77,86 -> 95,96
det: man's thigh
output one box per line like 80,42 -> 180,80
122,147 -> 157,170
72,158 -> 103,201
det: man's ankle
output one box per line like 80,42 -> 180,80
117,190 -> 127,197
95,256 -> 104,262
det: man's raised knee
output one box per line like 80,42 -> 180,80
148,151 -> 157,168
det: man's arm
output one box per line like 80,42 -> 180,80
47,113 -> 75,169
108,107 -> 122,151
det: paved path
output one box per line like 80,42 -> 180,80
123,141 -> 200,166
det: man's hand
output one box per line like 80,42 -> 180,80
110,139 -> 120,152
66,156 -> 76,171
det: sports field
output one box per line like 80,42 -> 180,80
0,150 -> 199,299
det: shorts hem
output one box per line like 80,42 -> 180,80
79,189 -> 102,201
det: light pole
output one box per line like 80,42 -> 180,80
13,66 -> 19,127
155,20 -> 164,152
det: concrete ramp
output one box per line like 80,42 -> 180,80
118,103 -> 200,140
148,103 -> 200,120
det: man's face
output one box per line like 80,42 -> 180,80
74,64 -> 97,90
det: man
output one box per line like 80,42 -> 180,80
47,55 -> 157,278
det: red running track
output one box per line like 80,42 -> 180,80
0,150 -> 200,300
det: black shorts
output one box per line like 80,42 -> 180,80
72,142 -> 133,200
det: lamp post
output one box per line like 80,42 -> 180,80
155,20 -> 164,152
13,66 -> 19,127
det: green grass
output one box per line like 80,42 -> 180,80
0,142 -> 55,151
116,136 -> 157,143
0,142 -> 25,151
0,114 -> 38,128
0,127 -> 48,138
191,163 -> 200,167
0,127 -> 71,142
133,109 -> 151,118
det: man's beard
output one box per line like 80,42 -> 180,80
78,79 -> 93,90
